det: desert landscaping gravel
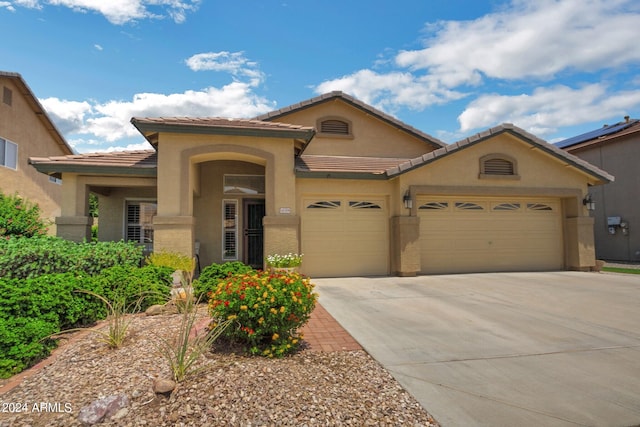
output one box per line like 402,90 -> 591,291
0,307 -> 439,426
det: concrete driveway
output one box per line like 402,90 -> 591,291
313,272 -> 640,427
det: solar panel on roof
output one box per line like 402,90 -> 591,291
555,120 -> 638,148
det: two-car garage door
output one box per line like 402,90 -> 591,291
301,197 -> 389,277
418,196 -> 563,274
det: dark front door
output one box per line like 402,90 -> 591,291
243,199 -> 265,268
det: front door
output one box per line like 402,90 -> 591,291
243,199 -> 265,268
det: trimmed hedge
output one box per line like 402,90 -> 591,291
0,236 -> 144,279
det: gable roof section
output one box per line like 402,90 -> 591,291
385,123 -> 613,184
295,155 -> 410,179
131,117 -> 315,148
255,91 -> 446,150
555,118 -> 640,151
29,150 -> 157,177
0,71 -> 73,156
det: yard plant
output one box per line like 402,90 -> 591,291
208,270 -> 317,357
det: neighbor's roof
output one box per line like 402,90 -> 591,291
0,71 -> 73,155
255,91 -> 447,150
555,118 -> 640,151
131,117 -> 315,146
383,123 -> 614,184
29,150 -> 157,176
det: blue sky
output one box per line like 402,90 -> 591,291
1,0 -> 639,153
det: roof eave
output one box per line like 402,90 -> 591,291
131,119 -> 316,146
29,161 -> 157,177
295,170 -> 390,180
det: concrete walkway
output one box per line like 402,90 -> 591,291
314,271 -> 640,427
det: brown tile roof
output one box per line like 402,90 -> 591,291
296,155 -> 410,176
29,150 -> 157,175
0,71 -> 73,155
255,91 -> 446,150
131,117 -> 315,145
385,123 -> 614,184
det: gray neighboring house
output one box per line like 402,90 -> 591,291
557,117 -> 639,262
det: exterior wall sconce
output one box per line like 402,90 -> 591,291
583,193 -> 595,211
403,191 -> 413,209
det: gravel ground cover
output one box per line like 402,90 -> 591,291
0,307 -> 439,426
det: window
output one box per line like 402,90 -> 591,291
49,176 -> 63,185
317,117 -> 352,137
222,200 -> 238,260
479,154 -> 519,179
349,201 -> 382,209
0,137 -> 17,170
419,202 -> 449,210
455,202 -> 484,211
125,201 -> 156,249
224,174 -> 265,195
306,200 -> 341,209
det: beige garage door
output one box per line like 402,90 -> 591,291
419,197 -> 563,274
301,197 -> 389,277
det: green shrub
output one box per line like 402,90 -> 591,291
0,236 -> 144,279
146,250 -> 195,273
194,261 -> 254,299
208,270 -> 317,357
0,192 -> 48,238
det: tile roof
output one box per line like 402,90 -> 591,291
385,123 -> 614,184
255,91 -> 446,149
296,155 -> 410,175
0,71 -> 73,155
131,117 -> 315,145
29,150 -> 157,175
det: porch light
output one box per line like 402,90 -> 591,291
583,193 -> 595,211
403,191 -> 413,209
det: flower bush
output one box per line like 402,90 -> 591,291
265,253 -> 303,268
208,270 -> 317,357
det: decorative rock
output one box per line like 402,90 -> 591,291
77,394 -> 129,425
153,378 -> 177,394
145,304 -> 165,316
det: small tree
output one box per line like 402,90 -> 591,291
0,192 -> 47,238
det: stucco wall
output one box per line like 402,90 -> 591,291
569,137 -> 639,261
98,187 -> 157,242
0,77 -> 69,233
271,101 -> 434,159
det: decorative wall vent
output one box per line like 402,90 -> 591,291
480,154 -> 519,179
2,87 -> 12,106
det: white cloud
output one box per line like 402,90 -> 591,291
94,44 -> 103,51
10,0 -> 200,24
185,51 -> 265,87
41,82 -> 276,150
0,1 -> 16,11
458,84 -> 640,136
314,0 -> 640,123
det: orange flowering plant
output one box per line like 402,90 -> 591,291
208,270 -> 317,357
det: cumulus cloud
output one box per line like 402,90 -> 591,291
9,0 -> 200,24
314,0 -> 640,136
185,51 -> 265,86
0,1 -> 16,11
41,82 -> 276,152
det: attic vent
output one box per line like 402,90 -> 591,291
319,118 -> 351,136
479,154 -> 519,180
2,87 -> 12,106
484,158 -> 514,175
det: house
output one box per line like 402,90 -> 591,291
557,117 -> 638,262
29,92 -> 612,277
0,71 -> 74,233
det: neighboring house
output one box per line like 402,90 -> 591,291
557,117 -> 638,262
0,71 -> 74,233
30,92 -> 612,277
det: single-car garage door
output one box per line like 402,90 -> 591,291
301,197 -> 389,277
419,196 -> 563,274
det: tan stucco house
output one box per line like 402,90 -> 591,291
1,71 -> 74,233
30,92 -> 613,277
557,117 -> 638,262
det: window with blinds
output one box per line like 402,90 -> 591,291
125,201 -> 156,248
0,137 -> 18,170
223,200 -> 238,260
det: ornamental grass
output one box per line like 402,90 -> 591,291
208,270 -> 317,357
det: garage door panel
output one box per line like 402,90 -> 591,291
419,197 -> 563,274
301,197 -> 389,277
